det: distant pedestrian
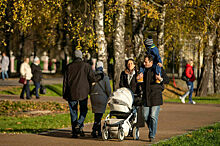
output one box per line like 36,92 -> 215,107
30,57 -> 42,99
179,59 -> 196,104
20,57 -> 33,99
63,50 -> 103,138
1,52 -> 9,80
90,61 -> 112,138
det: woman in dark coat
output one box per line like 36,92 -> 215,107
119,58 -> 137,94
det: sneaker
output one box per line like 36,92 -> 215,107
149,138 -> 155,142
179,96 -> 185,104
189,101 -> 196,104
79,129 -> 85,137
71,132 -> 78,138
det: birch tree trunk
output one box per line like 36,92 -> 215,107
197,33 -> 216,96
157,5 -> 166,63
132,0 -> 146,63
113,0 -> 127,90
95,0 -> 108,73
214,36 -> 220,93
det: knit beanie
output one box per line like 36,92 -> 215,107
75,50 -> 82,59
144,36 -> 153,46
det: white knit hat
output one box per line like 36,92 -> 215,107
96,61 -> 103,68
34,56 -> 40,62
144,36 -> 153,46
75,50 -> 82,59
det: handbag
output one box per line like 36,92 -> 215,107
40,85 -> 46,94
181,69 -> 189,82
18,77 -> 27,84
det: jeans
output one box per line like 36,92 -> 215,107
1,70 -> 8,80
153,63 -> 161,75
20,80 -> 30,99
143,106 -> 160,139
68,98 -> 88,133
181,81 -> 194,102
30,82 -> 40,98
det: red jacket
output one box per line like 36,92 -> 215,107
185,64 -> 195,82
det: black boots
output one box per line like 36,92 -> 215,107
91,122 -> 101,138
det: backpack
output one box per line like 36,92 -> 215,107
181,69 -> 189,82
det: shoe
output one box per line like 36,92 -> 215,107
75,124 -> 80,134
179,96 -> 185,104
79,129 -> 85,137
71,132 -> 78,138
149,138 -> 155,142
91,131 -> 97,138
36,97 -> 40,99
189,101 -> 196,104
20,97 -> 24,99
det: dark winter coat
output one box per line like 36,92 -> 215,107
119,70 -> 137,94
90,70 -> 112,113
143,67 -> 169,107
63,58 -> 100,101
31,63 -> 42,83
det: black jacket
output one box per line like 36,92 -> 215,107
143,67 -> 169,107
119,70 -> 137,94
63,58 -> 100,101
31,63 -> 42,83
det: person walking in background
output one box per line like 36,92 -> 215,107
1,52 -> 9,80
179,59 -> 196,104
30,56 -> 42,99
142,54 -> 169,142
20,57 -> 33,100
143,36 -> 163,84
90,61 -> 111,138
63,50 -> 103,138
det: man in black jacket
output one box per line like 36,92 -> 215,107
30,57 -> 42,99
141,54 -> 169,142
63,50 -> 102,138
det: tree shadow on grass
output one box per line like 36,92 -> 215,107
165,88 -> 182,97
45,85 -> 62,96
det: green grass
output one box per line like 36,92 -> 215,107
0,107 -> 110,134
154,122 -> 220,146
165,94 -> 220,104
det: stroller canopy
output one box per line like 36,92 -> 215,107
108,87 -> 134,113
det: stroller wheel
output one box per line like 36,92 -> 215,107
102,128 -> 108,141
133,126 -> 139,140
118,128 -> 125,141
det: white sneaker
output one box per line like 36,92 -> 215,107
189,101 -> 196,104
179,96 -> 185,104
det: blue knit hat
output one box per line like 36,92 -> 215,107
144,36 -> 153,46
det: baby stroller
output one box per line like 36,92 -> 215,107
102,87 -> 140,141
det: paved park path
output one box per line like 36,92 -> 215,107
0,94 -> 220,146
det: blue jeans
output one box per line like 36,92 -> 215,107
20,80 -> 30,99
30,82 -> 40,98
153,63 -> 161,75
1,70 -> 8,80
143,106 -> 160,139
68,98 -> 88,133
181,81 -> 194,102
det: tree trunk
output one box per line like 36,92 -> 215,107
17,31 -> 25,74
132,0 -> 146,64
113,0 -> 127,90
95,0 -> 108,74
157,5 -> 166,63
214,35 -> 220,93
197,33 -> 216,96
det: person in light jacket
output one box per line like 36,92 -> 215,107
1,52 -> 9,80
90,61 -> 112,138
20,57 -> 33,99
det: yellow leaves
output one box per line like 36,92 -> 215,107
207,129 -> 213,133
186,134 -> 193,138
16,122 -> 21,125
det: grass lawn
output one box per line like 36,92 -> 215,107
154,122 -> 220,146
0,101 -> 110,134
